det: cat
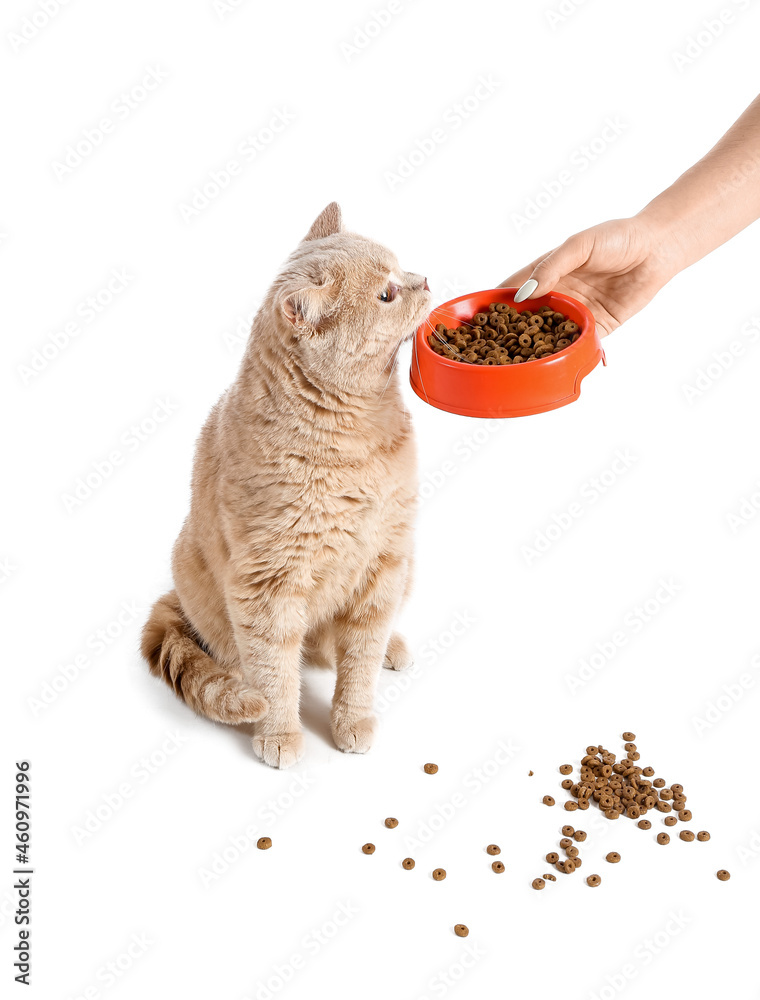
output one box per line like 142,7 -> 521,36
141,203 -> 431,768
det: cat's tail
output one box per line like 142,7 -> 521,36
141,590 -> 269,724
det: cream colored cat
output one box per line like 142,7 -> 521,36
142,203 -> 431,768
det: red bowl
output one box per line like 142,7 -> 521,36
410,288 -> 605,418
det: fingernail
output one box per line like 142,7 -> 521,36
514,278 -> 538,303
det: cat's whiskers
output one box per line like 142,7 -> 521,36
378,339 -> 404,401
411,335 -> 431,406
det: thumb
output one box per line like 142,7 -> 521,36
514,232 -> 593,302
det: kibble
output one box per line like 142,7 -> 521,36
402,858 -> 415,870
454,924 -> 469,937
543,873 -> 557,881
432,868 -> 446,881
427,302 -> 581,367
586,874 -> 602,887
491,861 -> 505,873
486,844 -> 501,856
542,795 -> 555,806
423,763 -> 438,774
532,878 -> 546,890
362,843 -> 375,855
716,870 -> 731,881
384,817 -> 399,829
257,837 -> 272,850
536,737 -> 709,892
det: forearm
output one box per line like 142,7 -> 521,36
637,94 -> 760,274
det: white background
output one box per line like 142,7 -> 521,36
4,0 -> 760,997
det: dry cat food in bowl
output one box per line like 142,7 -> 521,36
410,288 -> 605,418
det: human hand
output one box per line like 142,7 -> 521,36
499,215 -> 686,337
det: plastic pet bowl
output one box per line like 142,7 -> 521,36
410,288 -> 605,418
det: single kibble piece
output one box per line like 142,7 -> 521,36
561,825 -> 575,837
680,830 -> 695,842
574,830 -> 587,842
664,816 -> 677,827
559,764 -> 573,775
697,831 -> 711,842
424,763 -> 438,774
491,861 -> 505,874
384,817 -> 399,829
565,846 -> 579,859
622,732 -> 636,741
543,872 -> 557,881
528,770 -> 534,776
562,859 -> 577,873
257,837 -> 272,850
716,870 -> 731,881
565,801 -> 578,812
561,778 -> 573,790
559,838 -> 573,850
432,868 -> 446,881
586,874 -> 602,887
638,819 -> 652,830
606,852 -> 621,863
657,833 -> 670,845
486,844 -> 501,856
454,924 -> 469,937
362,843 -> 375,855
542,795 -> 555,806
402,858 -> 415,870
546,852 -> 559,864
532,878 -> 546,890
678,809 -> 692,821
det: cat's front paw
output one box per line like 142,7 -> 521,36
251,730 -> 305,769
383,632 -> 413,671
331,713 -> 377,754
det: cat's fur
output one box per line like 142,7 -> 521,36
142,203 -> 431,768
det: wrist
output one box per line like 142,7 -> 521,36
636,180 -> 712,280
635,197 -> 697,280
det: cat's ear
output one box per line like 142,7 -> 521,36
281,282 -> 333,332
303,202 -> 343,242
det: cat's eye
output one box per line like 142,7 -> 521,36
378,282 -> 399,303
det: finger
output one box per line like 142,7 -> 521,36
515,232 -> 594,301
497,251 -> 550,291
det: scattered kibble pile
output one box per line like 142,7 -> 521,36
427,302 -> 581,366
531,734 -> 728,889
